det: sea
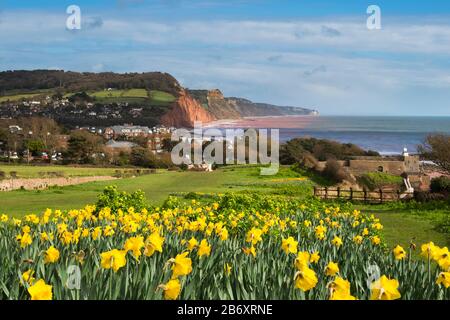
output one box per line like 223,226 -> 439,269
205,116 -> 450,155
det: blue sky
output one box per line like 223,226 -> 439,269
1,1 -> 450,115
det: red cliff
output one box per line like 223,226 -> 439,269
160,89 -> 216,128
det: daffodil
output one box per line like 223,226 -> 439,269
17,232 -> 33,248
219,228 -> 229,241
353,235 -> 363,244
100,249 -> 127,272
198,239 -> 211,257
144,231 -> 164,257
370,275 -> 401,300
393,245 -> 406,260
243,246 -> 257,258
421,242 -> 437,259
325,262 -> 339,276
310,252 -> 320,264
371,236 -> 381,245
160,279 -> 181,300
246,228 -> 263,245
436,272 -> 450,288
331,236 -> 343,247
170,252 -> 192,278
281,237 -> 298,254
28,279 -> 52,300
21,269 -> 35,285
186,237 -> 198,251
294,267 -> 318,292
295,251 -> 310,270
329,277 -> 357,300
124,236 -> 145,260
44,246 -> 60,264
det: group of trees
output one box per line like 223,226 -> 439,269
0,117 -> 63,158
0,70 -> 181,96
280,137 -> 379,165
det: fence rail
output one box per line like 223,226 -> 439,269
313,187 -> 414,203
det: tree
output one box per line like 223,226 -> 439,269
130,147 -> 152,167
25,139 -> 45,155
66,131 -> 103,164
418,134 -> 450,174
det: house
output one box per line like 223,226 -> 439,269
104,125 -> 151,139
104,140 -> 137,152
146,133 -> 172,154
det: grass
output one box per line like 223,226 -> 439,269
356,204 -> 450,251
90,89 -> 148,99
149,90 -> 176,106
0,164 -> 120,179
88,89 -> 175,106
357,172 -> 403,190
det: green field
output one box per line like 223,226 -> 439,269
0,164 -> 448,250
90,89 -> 149,99
149,90 -> 176,105
87,89 -> 175,106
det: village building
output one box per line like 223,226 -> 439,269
104,140 -> 137,152
104,125 -> 151,139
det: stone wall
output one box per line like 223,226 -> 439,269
0,176 -> 116,191
347,159 -> 406,175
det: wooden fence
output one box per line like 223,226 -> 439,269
313,187 -> 414,203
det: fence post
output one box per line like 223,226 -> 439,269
363,188 -> 367,203
379,188 -> 383,204
313,186 -> 317,197
337,187 -> 341,199
349,187 -> 353,201
325,187 -> 328,200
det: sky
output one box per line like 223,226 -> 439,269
1,0 -> 450,116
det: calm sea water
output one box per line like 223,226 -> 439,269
278,116 -> 450,155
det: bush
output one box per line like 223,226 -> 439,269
430,176 -> 450,193
95,186 -> 148,213
322,159 -> 349,183
414,191 -> 447,202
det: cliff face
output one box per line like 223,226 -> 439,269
160,89 -> 216,128
227,97 -> 318,117
188,89 -> 317,120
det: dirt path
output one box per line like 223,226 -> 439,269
0,176 -> 117,191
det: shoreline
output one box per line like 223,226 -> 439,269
203,115 -> 318,129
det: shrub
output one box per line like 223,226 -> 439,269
414,191 -> 447,202
430,176 -> 450,193
95,185 -> 148,213
322,159 -> 349,183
